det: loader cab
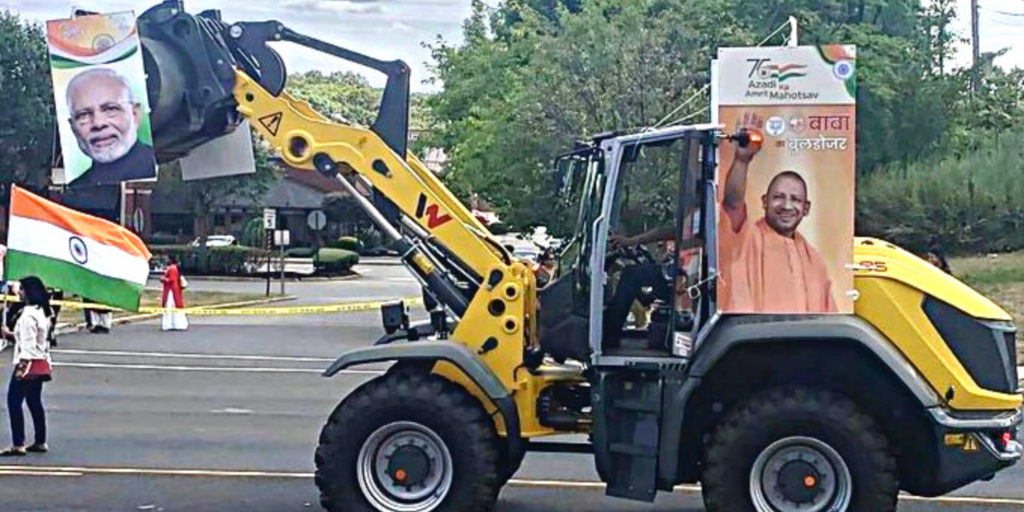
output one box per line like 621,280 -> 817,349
539,125 -> 721,365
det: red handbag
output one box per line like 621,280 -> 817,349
17,360 -> 52,382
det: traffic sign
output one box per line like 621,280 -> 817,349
274,229 -> 291,247
131,208 -> 145,233
263,208 -> 277,230
307,210 -> 327,231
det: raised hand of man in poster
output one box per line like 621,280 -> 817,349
718,110 -> 836,314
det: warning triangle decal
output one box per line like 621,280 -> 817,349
259,112 -> 283,136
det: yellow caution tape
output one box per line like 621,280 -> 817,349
2,295 -> 423,316
140,298 -> 424,316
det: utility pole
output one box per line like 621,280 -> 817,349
971,0 -> 980,92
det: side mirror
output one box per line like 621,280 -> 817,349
553,157 -> 576,199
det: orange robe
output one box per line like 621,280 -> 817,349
719,204 -> 835,313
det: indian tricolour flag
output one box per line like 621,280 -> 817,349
5,186 -> 151,311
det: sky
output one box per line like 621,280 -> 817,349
4,0 -> 1022,93
3,0 -> 500,92
947,0 -> 1024,72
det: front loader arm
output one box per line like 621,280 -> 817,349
234,70 -> 505,284
138,2 -> 540,392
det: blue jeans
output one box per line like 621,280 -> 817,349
7,371 -> 46,447
603,262 -> 672,346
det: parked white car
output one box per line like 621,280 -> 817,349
189,235 -> 237,247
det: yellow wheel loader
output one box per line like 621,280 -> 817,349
136,2 -> 1021,511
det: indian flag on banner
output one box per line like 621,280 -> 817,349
5,186 -> 151,311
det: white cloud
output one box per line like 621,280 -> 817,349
392,21 -> 412,31
280,0 -> 383,15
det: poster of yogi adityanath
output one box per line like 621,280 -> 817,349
46,11 -> 156,187
713,45 -> 856,314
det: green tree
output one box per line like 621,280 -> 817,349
160,131 -> 282,246
428,0 -> 753,231
287,70 -> 434,131
427,0 -> 1009,231
0,11 -> 55,187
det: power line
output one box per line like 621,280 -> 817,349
652,19 -> 793,130
983,14 -> 1024,27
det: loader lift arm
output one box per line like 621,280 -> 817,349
139,1 -> 522,324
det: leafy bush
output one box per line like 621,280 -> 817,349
146,233 -> 180,246
858,130 -> 1024,255
241,217 -> 267,247
150,245 -> 271,275
334,236 -> 363,252
286,247 -> 317,258
316,248 -> 359,274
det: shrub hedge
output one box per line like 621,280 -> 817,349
150,245 -> 271,275
316,248 -> 360,274
334,236 -> 363,252
857,130 -> 1024,255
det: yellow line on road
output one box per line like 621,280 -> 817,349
40,296 -> 423,315
1,465 -> 1022,506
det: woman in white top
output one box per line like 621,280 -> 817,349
0,277 -> 52,456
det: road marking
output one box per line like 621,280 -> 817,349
0,465 -> 311,479
900,494 -> 1024,506
53,361 -> 383,376
1,465 -> 1022,506
53,349 -> 336,364
0,470 -> 82,477
210,408 -> 254,415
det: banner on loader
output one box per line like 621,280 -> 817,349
712,45 -> 857,315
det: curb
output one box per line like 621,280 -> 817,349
357,258 -> 404,266
152,273 -> 361,284
55,295 -> 298,335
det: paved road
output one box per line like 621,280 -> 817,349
146,260 -> 421,306
0,263 -> 1020,511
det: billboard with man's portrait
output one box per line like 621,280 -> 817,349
47,11 -> 157,187
713,45 -> 857,315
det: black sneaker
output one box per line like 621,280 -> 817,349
27,443 -> 48,453
0,447 -> 27,457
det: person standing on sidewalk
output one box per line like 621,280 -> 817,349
160,256 -> 189,331
0,276 -> 53,456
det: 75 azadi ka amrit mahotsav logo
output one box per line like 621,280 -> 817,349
749,59 -> 808,83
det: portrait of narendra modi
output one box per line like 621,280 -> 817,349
46,12 -> 157,187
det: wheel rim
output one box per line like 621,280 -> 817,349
749,436 -> 852,512
357,421 -> 454,512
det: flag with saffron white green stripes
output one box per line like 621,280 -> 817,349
5,186 -> 151,311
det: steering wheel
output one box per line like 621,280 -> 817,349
605,241 -> 655,272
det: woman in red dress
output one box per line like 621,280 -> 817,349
160,256 -> 188,331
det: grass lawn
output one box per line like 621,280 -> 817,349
949,252 -> 1024,364
56,289 -> 277,326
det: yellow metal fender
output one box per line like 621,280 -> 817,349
853,238 -> 1021,411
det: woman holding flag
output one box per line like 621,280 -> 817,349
0,276 -> 53,457
160,256 -> 189,331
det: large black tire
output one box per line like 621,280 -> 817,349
315,371 -> 502,512
702,386 -> 898,512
